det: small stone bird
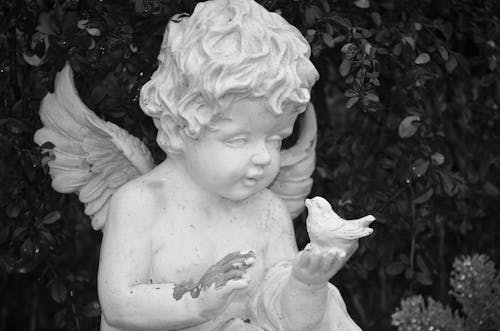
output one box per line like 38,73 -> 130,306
305,196 -> 375,251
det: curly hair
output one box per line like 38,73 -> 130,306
140,0 -> 319,154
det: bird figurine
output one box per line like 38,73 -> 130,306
305,196 -> 375,251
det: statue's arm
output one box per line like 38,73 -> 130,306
262,193 -> 329,331
97,183 -> 208,330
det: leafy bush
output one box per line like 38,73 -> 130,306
392,254 -> 500,331
1,0 -> 499,330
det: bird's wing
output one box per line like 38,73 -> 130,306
269,103 -> 317,218
34,63 -> 154,230
334,221 -> 373,240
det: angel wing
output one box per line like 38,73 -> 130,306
34,63 -> 154,230
269,103 -> 317,219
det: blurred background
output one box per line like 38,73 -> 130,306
1,0 -> 499,330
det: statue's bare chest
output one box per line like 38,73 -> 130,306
149,203 -> 268,286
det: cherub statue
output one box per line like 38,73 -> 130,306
34,0 -> 374,330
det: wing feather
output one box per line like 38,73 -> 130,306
79,174 -> 107,203
35,63 -> 155,230
269,103 -> 317,219
84,189 -> 113,216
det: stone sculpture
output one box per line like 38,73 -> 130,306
34,0 -> 374,330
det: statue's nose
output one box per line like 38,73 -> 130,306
251,144 -> 272,167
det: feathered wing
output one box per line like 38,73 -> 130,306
34,64 -> 154,230
269,103 -> 317,219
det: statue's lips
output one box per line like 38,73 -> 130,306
243,176 -> 262,186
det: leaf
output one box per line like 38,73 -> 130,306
320,0 -> 330,12
413,188 -> 434,204
305,5 -> 322,26
353,0 -> 370,9
431,153 -> 445,166
488,55 -> 497,71
365,93 -> 379,102
416,255 -> 430,275
23,53 -> 43,66
51,280 -> 67,303
415,53 -> 430,64
437,45 -> 448,61
86,28 -> 101,37
12,226 -> 27,240
345,89 -> 358,97
412,158 -> 429,177
341,43 -> 352,53
415,272 -> 432,285
445,55 -> 458,73
16,258 -> 39,274
402,36 -> 415,49
440,172 -> 455,197
36,11 -> 59,35
329,15 -> 351,28
392,43 -> 402,56
325,22 -> 334,35
398,116 -> 420,138
6,203 -> 21,218
346,97 -> 359,109
340,58 -> 351,77
42,211 -> 61,224
12,100 -> 24,113
364,42 -> 373,55
371,12 -> 382,26
39,230 -> 55,245
386,261 -> 406,275
322,33 -> 335,48
483,182 -> 500,196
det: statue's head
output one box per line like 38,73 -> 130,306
140,0 -> 319,155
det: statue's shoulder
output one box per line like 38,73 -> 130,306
108,174 -> 169,222
250,189 -> 292,225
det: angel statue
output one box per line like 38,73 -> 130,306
34,0 -> 374,330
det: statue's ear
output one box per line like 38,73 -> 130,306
158,114 -> 187,155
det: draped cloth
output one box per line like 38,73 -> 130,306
216,261 -> 362,331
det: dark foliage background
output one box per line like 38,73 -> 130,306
1,0 -> 500,330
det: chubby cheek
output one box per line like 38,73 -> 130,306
207,151 -> 248,182
264,154 -> 281,181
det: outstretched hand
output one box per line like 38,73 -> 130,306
189,250 -> 256,318
291,243 -> 358,288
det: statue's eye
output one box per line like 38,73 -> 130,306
267,136 -> 283,149
226,136 -> 248,147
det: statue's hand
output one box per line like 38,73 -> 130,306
291,244 -> 355,289
196,250 -> 256,318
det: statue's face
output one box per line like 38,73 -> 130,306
182,98 -> 298,201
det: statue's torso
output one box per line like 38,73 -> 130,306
147,183 -> 277,330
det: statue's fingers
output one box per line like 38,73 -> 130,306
218,256 -> 255,272
224,277 -> 250,292
222,269 -> 246,280
216,250 -> 256,267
